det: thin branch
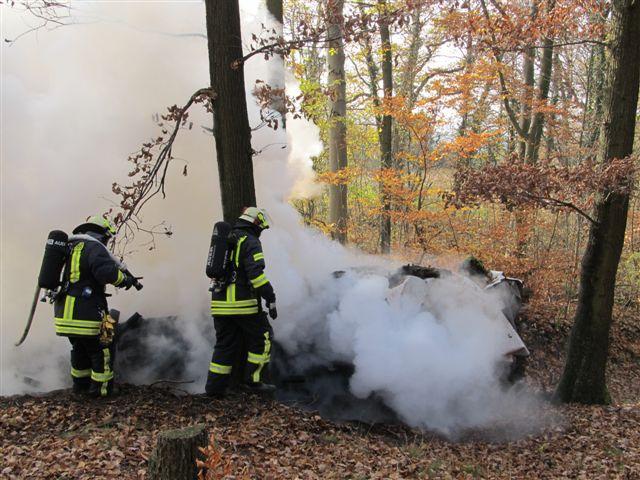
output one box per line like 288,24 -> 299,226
116,87 -> 216,235
239,34 -> 341,66
347,52 -> 374,92
495,39 -> 608,53
347,92 -> 370,104
479,0 -> 530,142
4,0 -> 72,44
149,379 -> 195,387
413,66 -> 465,100
488,0 -> 508,18
525,193 -> 598,224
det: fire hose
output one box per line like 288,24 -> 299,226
15,269 -> 143,347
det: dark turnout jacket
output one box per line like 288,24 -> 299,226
210,220 -> 275,316
54,234 -> 125,337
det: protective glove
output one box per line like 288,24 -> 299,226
118,273 -> 136,290
267,300 -> 278,320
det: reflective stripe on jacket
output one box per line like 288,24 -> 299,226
54,238 -> 125,337
211,223 -> 274,316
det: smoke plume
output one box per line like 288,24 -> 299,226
1,1 -> 552,438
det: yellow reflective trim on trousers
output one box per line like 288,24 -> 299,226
71,368 -> 91,378
209,362 -> 232,375
253,252 -> 264,261
211,306 -> 260,316
250,331 -> 272,382
251,363 -> 264,383
264,331 -> 272,357
253,364 -> 265,382
247,352 -> 269,364
102,348 -> 111,396
250,274 -> 269,288
69,243 -> 84,283
100,348 -> 112,396
91,371 -> 113,382
235,236 -> 247,267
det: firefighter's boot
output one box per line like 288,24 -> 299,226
242,382 -> 276,395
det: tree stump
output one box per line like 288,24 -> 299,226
148,424 -> 208,480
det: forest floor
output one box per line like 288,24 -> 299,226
1,304 -> 639,479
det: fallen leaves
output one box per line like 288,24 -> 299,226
1,385 -> 638,479
2,309 -> 639,479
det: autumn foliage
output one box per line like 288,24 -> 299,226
197,437 -> 235,480
280,0 -> 640,314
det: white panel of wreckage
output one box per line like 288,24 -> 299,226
386,274 -> 529,358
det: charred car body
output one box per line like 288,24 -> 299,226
113,261 -> 529,422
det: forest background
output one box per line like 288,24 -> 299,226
275,0 -> 639,321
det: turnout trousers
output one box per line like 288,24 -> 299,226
68,337 -> 114,397
205,312 -> 273,395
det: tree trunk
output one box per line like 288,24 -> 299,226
396,6 -> 422,147
266,0 -> 286,129
148,424 -> 208,480
518,48 -> 535,157
458,4 -> 474,141
361,26 -> 381,132
525,0 -> 556,163
585,32 -> 608,150
378,0 -> 393,254
205,0 -> 256,222
266,0 -> 283,22
326,0 -> 348,244
555,0 -> 640,404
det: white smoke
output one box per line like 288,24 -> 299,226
0,1 -> 550,437
1,0 -> 216,394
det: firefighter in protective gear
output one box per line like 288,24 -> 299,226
205,207 -> 277,396
54,215 -> 136,397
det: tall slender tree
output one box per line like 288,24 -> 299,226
555,0 -> 640,404
525,0 -> 556,163
378,0 -> 394,254
326,0 -> 348,244
205,0 -> 256,222
266,0 -> 287,129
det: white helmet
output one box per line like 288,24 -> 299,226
239,207 -> 271,230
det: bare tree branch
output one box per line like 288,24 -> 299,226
113,88 -> 216,238
4,0 -> 72,44
479,0 -> 531,142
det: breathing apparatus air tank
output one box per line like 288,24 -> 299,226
206,222 -> 235,293
37,230 -> 69,290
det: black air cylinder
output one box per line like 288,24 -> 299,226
206,221 -> 232,279
38,230 -> 69,289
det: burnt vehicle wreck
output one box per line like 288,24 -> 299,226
113,261 -> 529,423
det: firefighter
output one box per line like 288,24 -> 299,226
54,215 -> 138,397
206,207 -> 278,397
